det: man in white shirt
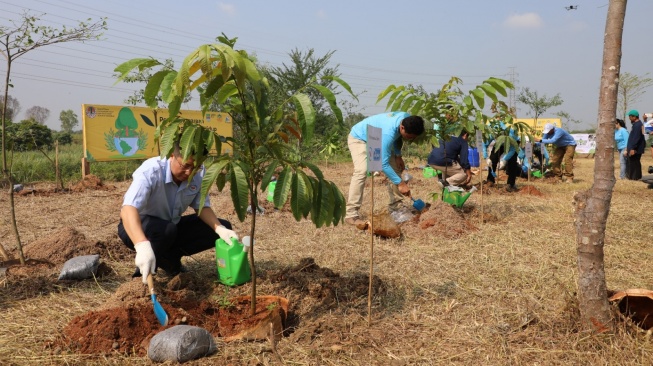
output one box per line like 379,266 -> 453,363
118,143 -> 239,281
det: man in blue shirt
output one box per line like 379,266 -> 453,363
118,143 -> 239,281
539,123 -> 577,182
427,131 -> 473,187
346,112 -> 425,226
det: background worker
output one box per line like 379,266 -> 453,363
614,118 -> 629,180
539,123 -> 577,183
625,110 -> 646,180
483,124 -> 521,191
518,140 -> 550,177
345,112 -> 425,226
428,131 -> 473,187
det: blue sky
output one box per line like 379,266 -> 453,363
1,0 -> 652,131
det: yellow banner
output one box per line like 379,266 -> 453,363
515,118 -> 562,135
81,104 -> 233,162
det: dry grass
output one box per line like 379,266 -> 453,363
2,154 -> 653,365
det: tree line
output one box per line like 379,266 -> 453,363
0,95 -> 80,150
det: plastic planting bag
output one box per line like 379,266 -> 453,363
58,254 -> 100,280
148,325 -> 217,363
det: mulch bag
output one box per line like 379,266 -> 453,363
148,325 -> 217,363
58,254 -> 100,280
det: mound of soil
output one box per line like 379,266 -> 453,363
58,294 -> 287,356
416,201 -> 478,239
70,174 -> 115,192
22,227 -> 132,265
517,185 -> 544,196
57,258 -> 377,356
264,257 -> 385,315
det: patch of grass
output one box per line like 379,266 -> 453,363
2,154 -> 653,365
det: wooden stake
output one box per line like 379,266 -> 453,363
368,173 -> 375,325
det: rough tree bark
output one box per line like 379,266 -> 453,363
573,0 -> 627,332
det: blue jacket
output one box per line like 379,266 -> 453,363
428,136 -> 470,170
483,128 -> 518,161
626,120 -> 645,154
542,128 -> 576,147
614,127 -> 629,150
518,142 -> 549,170
350,112 -> 409,184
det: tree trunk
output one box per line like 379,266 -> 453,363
0,56 -> 14,262
574,0 -> 627,332
248,183 -> 258,316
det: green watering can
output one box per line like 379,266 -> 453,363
442,186 -> 477,208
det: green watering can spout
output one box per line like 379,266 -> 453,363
442,186 -> 477,208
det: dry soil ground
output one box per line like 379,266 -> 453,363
1,155 -> 653,365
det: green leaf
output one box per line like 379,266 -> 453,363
261,160 -> 280,191
216,82 -> 238,104
274,166 -> 293,208
292,93 -> 315,143
315,180 -> 334,228
243,57 -> 262,98
331,181 -> 345,226
179,123 -> 198,160
303,161 -> 324,180
311,84 -> 343,123
376,85 -> 397,104
198,159 -> 229,215
323,75 -> 356,100
229,163 -> 249,222
485,79 -> 507,97
386,87 -> 406,111
160,71 -> 177,103
463,95 -> 473,109
290,172 -> 309,221
159,121 -> 180,158
470,89 -> 485,109
202,129 -> 215,155
204,73 -> 226,100
216,173 -> 226,191
479,84 -> 498,102
143,70 -> 169,108
298,171 -> 313,218
399,96 -> 417,114
114,58 -> 161,83
494,134 -> 507,152
168,95 -> 182,121
390,91 -> 408,112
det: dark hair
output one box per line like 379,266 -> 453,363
616,119 -> 625,128
173,142 -> 208,158
401,115 -> 425,135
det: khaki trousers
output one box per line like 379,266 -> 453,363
345,135 -> 404,219
429,162 -> 467,186
551,145 -> 575,178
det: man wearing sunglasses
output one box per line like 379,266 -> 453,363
118,143 -> 238,282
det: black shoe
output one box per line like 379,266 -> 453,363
164,265 -> 189,277
648,166 -> 653,174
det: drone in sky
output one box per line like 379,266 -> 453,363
565,5 -> 578,10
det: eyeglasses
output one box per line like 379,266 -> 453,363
175,157 -> 195,172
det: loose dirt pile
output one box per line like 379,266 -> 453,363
21,227 -> 131,265
53,257 -> 384,356
70,174 -> 115,192
414,201 -> 478,239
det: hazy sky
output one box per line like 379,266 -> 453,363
1,0 -> 652,131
